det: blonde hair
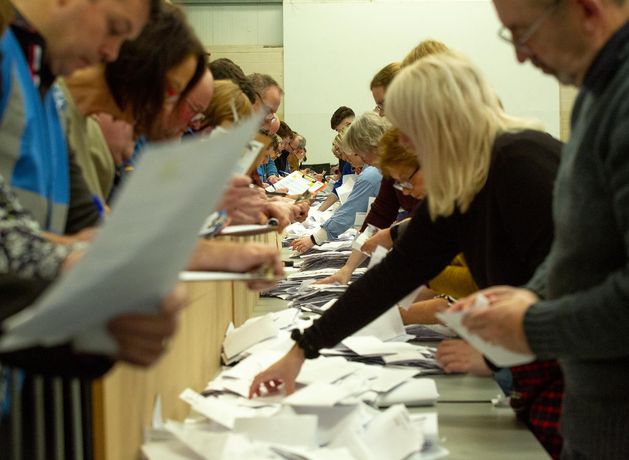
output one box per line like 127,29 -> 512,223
386,52 -> 543,219
203,80 -> 252,128
343,111 -> 391,157
401,39 -> 449,68
370,62 -> 401,90
378,128 -> 419,178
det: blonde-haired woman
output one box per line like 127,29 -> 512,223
250,53 -> 564,458
199,79 -> 253,133
381,54 -> 564,458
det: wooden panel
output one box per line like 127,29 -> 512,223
222,232 -> 279,326
93,280 -> 233,460
560,85 -> 579,142
93,232 -> 284,459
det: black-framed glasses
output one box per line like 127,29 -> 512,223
497,0 -> 561,52
393,166 -> 419,191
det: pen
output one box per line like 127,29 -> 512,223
92,195 -> 105,219
265,190 -> 287,197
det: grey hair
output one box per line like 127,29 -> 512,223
293,134 -> 307,149
343,111 -> 392,156
248,73 -> 284,96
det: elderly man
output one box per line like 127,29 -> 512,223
461,1 -> 629,459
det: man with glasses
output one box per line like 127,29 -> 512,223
249,72 -> 283,133
461,1 -> 629,458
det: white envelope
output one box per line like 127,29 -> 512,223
341,336 -> 417,357
223,315 -> 278,360
233,415 -> 318,448
364,405 -> 423,460
369,367 -> 420,393
284,382 -> 356,407
296,357 -> 362,385
376,378 -> 439,407
352,306 -> 406,342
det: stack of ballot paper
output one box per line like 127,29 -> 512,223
143,302 -> 449,459
142,388 -> 447,460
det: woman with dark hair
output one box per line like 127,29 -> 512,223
104,2 -> 207,135
59,2 -> 207,199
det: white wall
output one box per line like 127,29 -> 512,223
283,0 -> 561,165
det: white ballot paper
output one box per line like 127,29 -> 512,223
436,294 -> 536,367
266,171 -> 326,195
0,114 -> 263,353
336,174 -> 356,205
222,315 -> 279,361
352,306 -> 406,342
233,415 -> 318,448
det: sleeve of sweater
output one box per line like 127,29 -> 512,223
360,177 -> 403,232
64,154 -> 102,235
320,167 -> 382,240
302,201 -> 460,350
266,156 -> 279,177
524,110 -> 629,360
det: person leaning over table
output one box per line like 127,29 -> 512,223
0,0 -> 186,376
0,0 -> 284,375
318,40 -> 450,285
251,53 -> 565,459
60,1 -> 207,201
373,126 -> 511,391
198,81 -> 307,227
317,128 -> 355,213
376,128 -> 478,318
290,112 -> 387,253
457,1 -> 629,459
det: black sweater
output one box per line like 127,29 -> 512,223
303,130 -> 561,349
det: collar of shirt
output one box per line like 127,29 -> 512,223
583,20 -> 629,95
10,13 -> 55,97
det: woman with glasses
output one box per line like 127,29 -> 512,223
251,52 -> 564,458
290,115 -> 384,253
318,40 -> 450,285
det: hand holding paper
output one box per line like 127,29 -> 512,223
461,288 -> 537,355
437,293 -> 535,367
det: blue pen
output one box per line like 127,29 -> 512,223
92,195 -> 105,219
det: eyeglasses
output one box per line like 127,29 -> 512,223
374,102 -> 384,114
393,166 -> 419,191
185,98 -> 206,124
497,0 -> 560,52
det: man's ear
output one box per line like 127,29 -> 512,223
574,0 -> 604,35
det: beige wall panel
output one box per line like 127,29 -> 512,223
93,281 -> 233,460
